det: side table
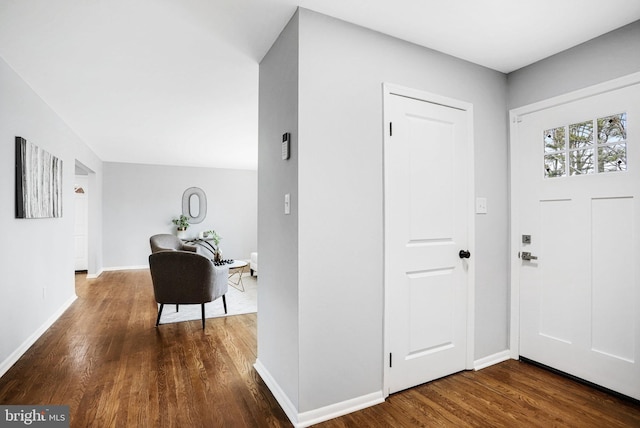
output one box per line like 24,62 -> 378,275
227,260 -> 248,292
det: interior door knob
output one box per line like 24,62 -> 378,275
459,250 -> 471,259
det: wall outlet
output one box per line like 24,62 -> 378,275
475,197 -> 487,214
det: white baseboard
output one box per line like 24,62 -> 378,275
86,268 -> 103,279
0,295 -> 77,378
102,265 -> 149,272
253,359 -> 299,425
473,350 -> 512,371
253,358 -> 384,428
297,390 -> 384,427
86,265 -> 148,278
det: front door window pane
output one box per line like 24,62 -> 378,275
598,113 -> 626,145
598,144 -> 627,172
569,121 -> 593,149
545,153 -> 566,178
570,149 -> 594,175
544,127 -> 565,153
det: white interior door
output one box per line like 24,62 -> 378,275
515,83 -> 640,400
385,87 -> 473,394
74,175 -> 88,271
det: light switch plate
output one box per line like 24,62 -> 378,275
476,197 -> 487,214
284,193 -> 290,215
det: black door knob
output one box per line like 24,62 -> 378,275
459,250 -> 471,259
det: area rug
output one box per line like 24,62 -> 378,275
157,273 -> 257,325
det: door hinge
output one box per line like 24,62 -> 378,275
389,352 -> 393,368
389,122 -> 393,136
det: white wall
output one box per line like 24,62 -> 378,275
103,162 -> 257,268
0,56 -> 103,374
508,20 -> 640,109
257,10 -> 300,412
258,8 -> 510,419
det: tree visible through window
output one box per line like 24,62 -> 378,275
543,113 -> 627,178
569,120 -> 594,175
544,126 -> 566,177
598,113 -> 627,172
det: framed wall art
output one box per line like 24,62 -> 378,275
15,136 -> 63,218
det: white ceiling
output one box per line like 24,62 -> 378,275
1,0 -> 639,170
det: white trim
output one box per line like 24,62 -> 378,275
465,102 -> 476,372
473,350 -> 512,371
511,72 -> 640,120
297,391 -> 384,427
86,268 -> 104,279
382,82 -> 476,395
385,82 -> 475,111
509,107 -> 522,360
254,359 -> 384,428
508,72 -> 640,361
0,295 -> 77,378
102,265 -> 149,272
253,359 -> 299,426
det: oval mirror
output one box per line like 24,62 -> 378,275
182,187 -> 207,224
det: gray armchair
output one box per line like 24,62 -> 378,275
148,250 -> 229,329
150,233 -> 198,253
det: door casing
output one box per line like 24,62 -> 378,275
508,71 -> 640,359
382,83 -> 476,396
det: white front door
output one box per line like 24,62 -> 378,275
515,83 -> 640,400
384,86 -> 473,394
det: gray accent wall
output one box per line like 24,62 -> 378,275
257,10 -> 300,410
103,162 -> 257,268
508,20 -> 640,109
0,56 -> 103,373
259,8 -> 509,415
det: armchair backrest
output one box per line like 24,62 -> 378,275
149,251 -> 228,305
150,234 -> 192,253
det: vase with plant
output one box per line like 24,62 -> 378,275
172,214 -> 190,239
203,229 -> 222,262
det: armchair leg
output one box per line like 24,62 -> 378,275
222,295 -> 227,314
176,304 -> 179,312
201,303 -> 206,330
156,304 -> 164,327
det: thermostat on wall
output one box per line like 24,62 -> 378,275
282,132 -> 290,160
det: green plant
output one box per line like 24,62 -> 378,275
172,214 -> 190,230
203,230 -> 221,247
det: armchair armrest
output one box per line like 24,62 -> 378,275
181,243 -> 198,252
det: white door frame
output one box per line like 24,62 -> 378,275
382,82 -> 476,396
508,72 -> 640,359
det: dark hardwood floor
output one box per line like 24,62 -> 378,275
0,270 -> 639,427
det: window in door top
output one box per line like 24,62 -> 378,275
543,112 -> 627,178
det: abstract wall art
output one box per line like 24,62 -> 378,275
15,136 -> 63,218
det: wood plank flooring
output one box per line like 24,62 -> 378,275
0,270 -> 639,427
